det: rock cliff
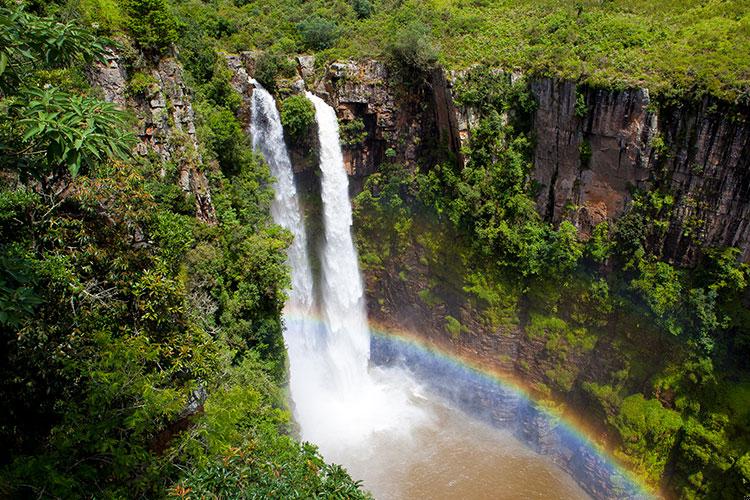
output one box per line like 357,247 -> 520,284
90,50 -> 216,223
530,79 -> 750,265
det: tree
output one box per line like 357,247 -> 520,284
122,0 -> 177,52
280,94 -> 315,142
297,16 -> 339,51
4,87 -> 132,180
385,21 -> 438,82
0,5 -> 108,92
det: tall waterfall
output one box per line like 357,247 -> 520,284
305,92 -> 370,389
289,92 -> 428,459
248,80 -> 322,431
250,82 -> 427,483
249,81 -> 314,315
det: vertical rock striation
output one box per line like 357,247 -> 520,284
530,79 -> 750,264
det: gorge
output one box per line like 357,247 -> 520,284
2,2 -> 750,499
243,60 -> 646,498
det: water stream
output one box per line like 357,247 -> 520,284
250,84 -> 591,499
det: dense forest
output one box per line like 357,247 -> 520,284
1,0 -> 749,498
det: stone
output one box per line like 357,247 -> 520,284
297,55 -> 315,82
89,52 -> 217,224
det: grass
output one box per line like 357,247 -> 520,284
343,0 -> 750,102
154,0 -> 750,102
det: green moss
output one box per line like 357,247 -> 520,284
445,314 -> 462,339
612,394 -> 683,484
417,288 -> 443,308
526,313 -> 567,340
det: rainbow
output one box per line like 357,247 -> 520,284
283,310 -> 656,499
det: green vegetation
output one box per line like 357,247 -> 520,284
298,16 -> 340,51
280,94 -> 316,142
127,70 -> 157,96
445,314 -> 462,338
611,394 -> 683,483
0,6 -> 368,498
122,0 -> 178,52
352,65 -> 750,498
8,0 -> 750,497
340,117 -> 367,147
54,0 -> 746,102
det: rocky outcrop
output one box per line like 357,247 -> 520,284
659,99 -> 750,263
531,80 -> 655,237
530,79 -> 750,264
311,59 -> 464,191
90,50 -> 216,224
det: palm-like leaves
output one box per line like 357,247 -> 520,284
9,86 -> 134,177
0,5 -> 109,91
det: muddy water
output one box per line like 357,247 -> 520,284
325,387 -> 590,500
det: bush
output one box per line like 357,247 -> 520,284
351,0 -> 373,19
297,16 -> 339,51
122,0 -> 177,52
253,51 -> 296,92
385,21 -> 438,81
280,95 -> 316,141
340,118 -> 367,147
201,106 -> 247,175
611,394 -> 683,483
126,71 -> 156,97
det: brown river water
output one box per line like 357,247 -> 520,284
324,393 -> 591,500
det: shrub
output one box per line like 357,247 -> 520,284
385,21 -> 438,81
280,95 -> 316,141
201,106 -> 247,175
122,0 -> 177,52
297,16 -> 339,51
340,118 -> 367,147
612,394 -> 682,483
445,315 -> 462,338
126,71 -> 156,97
579,139 -> 592,165
76,0 -> 125,34
351,0 -> 373,19
253,51 -> 296,92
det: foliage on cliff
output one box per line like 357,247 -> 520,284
352,66 -> 750,498
43,0 -> 749,101
52,0 -> 748,102
0,6 -> 369,498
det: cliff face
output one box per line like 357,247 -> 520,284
90,51 -> 216,223
531,80 -> 655,239
530,79 -> 750,264
278,58 -> 750,266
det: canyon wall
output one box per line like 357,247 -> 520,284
531,80 -> 750,265
90,50 -> 216,223
230,53 -> 750,265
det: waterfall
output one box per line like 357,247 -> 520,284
289,92 -> 428,459
248,80 -> 325,431
305,92 -> 370,390
249,80 -> 314,315
250,81 -> 427,481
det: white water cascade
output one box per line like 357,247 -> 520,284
249,85 -> 592,500
249,81 -> 427,469
296,92 -> 429,459
249,80 -> 314,316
